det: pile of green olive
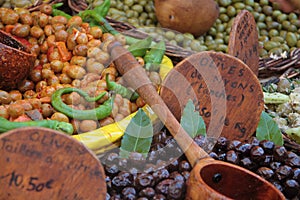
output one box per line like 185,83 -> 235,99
108,0 -> 157,27
102,0 -> 300,57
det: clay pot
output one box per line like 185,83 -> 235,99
0,29 -> 36,90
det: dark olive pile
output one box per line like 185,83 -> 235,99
211,136 -> 300,199
101,129 -> 300,199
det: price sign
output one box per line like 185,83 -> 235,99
228,10 -> 259,76
160,51 -> 264,141
0,127 -> 106,199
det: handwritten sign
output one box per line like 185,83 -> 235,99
160,51 -> 264,141
0,127 -> 106,199
228,10 -> 259,76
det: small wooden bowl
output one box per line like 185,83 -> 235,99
187,158 -> 285,199
0,30 -> 36,90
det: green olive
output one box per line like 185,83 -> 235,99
234,2 -> 245,9
218,0 -> 232,7
245,0 -> 254,6
264,41 -> 280,51
277,14 -> 288,23
262,5 -> 273,16
269,29 -> 279,37
227,6 -> 236,17
270,36 -> 284,43
286,32 -> 297,47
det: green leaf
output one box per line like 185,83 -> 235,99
180,99 -> 206,138
256,111 -> 283,146
119,109 -> 153,158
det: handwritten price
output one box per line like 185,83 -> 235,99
0,171 -> 54,192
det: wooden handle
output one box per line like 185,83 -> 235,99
108,41 -> 210,166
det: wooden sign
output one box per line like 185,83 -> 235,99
160,51 -> 264,141
0,127 -> 106,200
228,10 -> 259,76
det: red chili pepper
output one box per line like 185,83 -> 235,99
47,45 -> 55,61
56,42 -> 72,62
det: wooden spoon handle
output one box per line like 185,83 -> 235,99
108,41 -> 210,166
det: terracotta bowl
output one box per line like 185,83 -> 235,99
0,29 -> 36,90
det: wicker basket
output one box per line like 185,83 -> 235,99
27,0 -> 64,11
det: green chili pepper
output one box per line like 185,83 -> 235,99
51,87 -> 113,120
52,3 -> 72,20
0,117 -> 74,135
144,40 -> 166,71
127,36 -> 153,57
94,0 -> 111,18
106,74 -> 139,101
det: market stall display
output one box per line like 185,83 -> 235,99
0,0 -> 299,199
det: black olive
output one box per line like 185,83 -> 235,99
178,160 -> 192,172
135,173 -> 155,190
153,194 -> 166,200
112,172 -> 134,191
275,165 -> 293,181
283,179 -> 300,199
106,193 -> 111,200
147,150 -> 159,164
105,152 -> 119,165
181,171 -> 190,181
209,152 -> 219,160
128,152 -> 146,170
155,179 -> 174,195
259,140 -> 275,154
106,176 -> 112,191
169,171 -> 184,182
194,135 -> 207,147
285,152 -> 300,168
167,158 -> 179,172
153,130 -> 168,144
270,181 -> 284,192
247,137 -> 260,146
236,143 -> 252,157
118,158 -> 128,170
122,187 -> 136,200
250,146 -> 265,162
151,143 -> 165,151
137,197 -> 148,200
138,187 -> 155,198
152,168 -> 170,183
260,155 -> 274,167
110,193 -> 122,200
105,164 -> 119,177
218,153 -> 227,161
239,157 -> 258,171
226,140 -> 242,151
256,167 -> 274,180
273,146 -> 288,162
226,150 -> 239,164
214,136 -> 228,151
270,161 -> 281,171
167,180 -> 185,200
292,168 -> 300,182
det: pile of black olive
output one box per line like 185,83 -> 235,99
101,129 -> 300,200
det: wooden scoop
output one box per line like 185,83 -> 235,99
108,41 -> 285,199
0,127 -> 106,199
160,51 -> 264,142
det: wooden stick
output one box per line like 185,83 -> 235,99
108,41 -> 210,167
